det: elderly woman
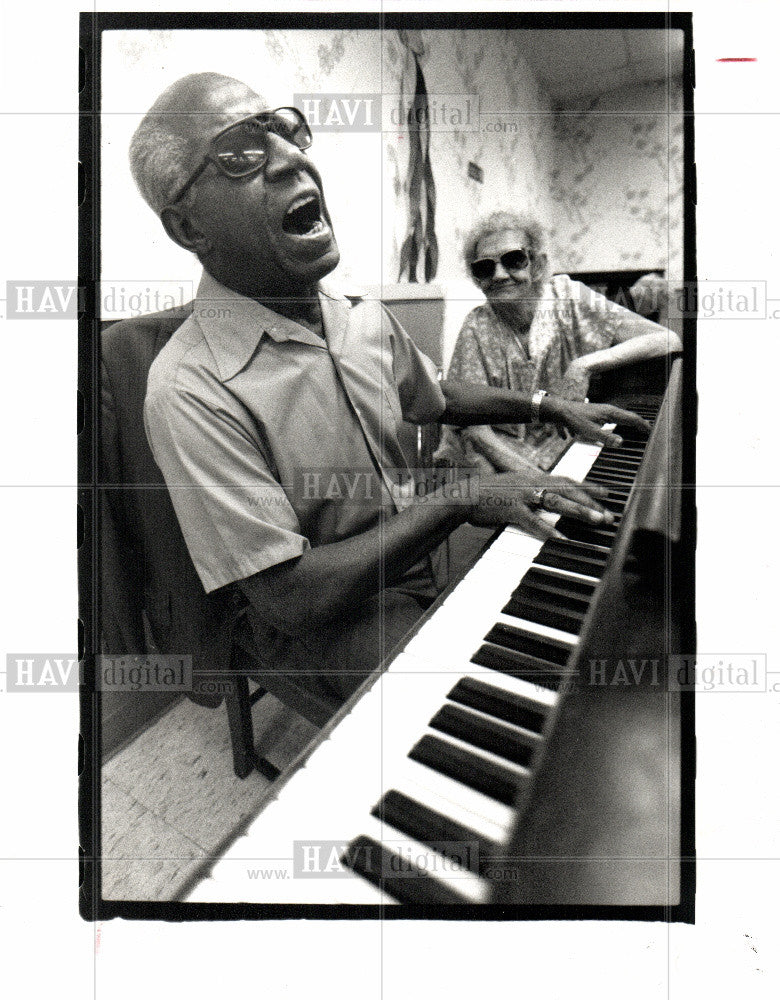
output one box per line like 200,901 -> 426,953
435,211 -> 682,473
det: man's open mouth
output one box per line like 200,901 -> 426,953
281,193 -> 327,237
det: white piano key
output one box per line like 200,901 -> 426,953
203,857 -> 398,905
405,585 -> 525,661
194,805 -> 399,904
359,815 -> 488,903
373,668 -> 474,743
553,434 -> 611,477
488,528 -> 548,558
406,557 -> 522,628
187,877 -> 220,902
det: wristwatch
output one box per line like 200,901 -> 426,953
531,389 -> 548,421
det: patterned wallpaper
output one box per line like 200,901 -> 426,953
101,29 -> 684,292
380,29 -> 557,284
547,78 -> 684,280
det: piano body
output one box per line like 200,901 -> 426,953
186,357 -> 689,911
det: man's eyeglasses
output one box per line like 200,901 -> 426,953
168,108 -> 313,206
470,248 -> 534,282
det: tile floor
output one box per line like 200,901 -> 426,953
100,525 -> 492,903
101,691 -> 318,901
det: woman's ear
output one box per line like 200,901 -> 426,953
160,206 -> 211,256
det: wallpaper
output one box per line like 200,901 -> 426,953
380,29 -> 557,285
101,29 -> 684,292
547,77 -> 684,280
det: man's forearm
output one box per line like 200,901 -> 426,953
239,489 -> 469,635
440,379 -> 536,425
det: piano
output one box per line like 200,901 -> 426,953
186,359 -> 686,909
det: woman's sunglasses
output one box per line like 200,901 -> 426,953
168,108 -> 313,206
470,248 -> 534,282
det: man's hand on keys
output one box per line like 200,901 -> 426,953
469,470 -> 613,541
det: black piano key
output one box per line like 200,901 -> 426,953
372,790 -> 500,872
588,462 -> 637,479
470,642 -> 565,691
485,622 -> 574,663
586,462 -> 635,477
429,703 -> 537,768
607,424 -> 653,436
534,538 -> 609,577
557,513 -> 619,536
409,734 -> 522,806
594,446 -> 645,461
592,455 -> 642,472
519,567 -> 597,601
601,496 -> 627,514
448,677 -> 546,733
593,446 -> 643,459
510,582 -> 590,617
614,432 -> 651,446
539,536 -> 611,558
599,451 -> 643,466
340,834 -> 467,904
618,408 -> 657,419
596,446 -> 644,459
588,467 -> 639,483
557,507 -> 621,530
500,596 -> 585,635
554,518 -> 618,547
584,470 -> 635,487
616,405 -> 657,417
532,552 -> 605,578
599,491 -> 631,507
622,406 -> 658,418
514,579 -> 593,612
625,403 -> 659,415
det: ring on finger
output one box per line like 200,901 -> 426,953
530,487 -> 547,508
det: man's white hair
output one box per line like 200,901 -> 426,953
129,115 -> 193,216
128,72 -> 244,216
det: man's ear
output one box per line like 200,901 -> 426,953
160,206 -> 211,256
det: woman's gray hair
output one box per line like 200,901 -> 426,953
463,211 -> 546,272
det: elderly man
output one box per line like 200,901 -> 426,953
135,74 -> 647,705
436,211 -> 682,474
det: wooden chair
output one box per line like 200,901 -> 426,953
100,304 -> 338,779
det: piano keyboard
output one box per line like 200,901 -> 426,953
187,405 -> 659,904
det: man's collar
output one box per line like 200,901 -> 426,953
192,271 -> 359,381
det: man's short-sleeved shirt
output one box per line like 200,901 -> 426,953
144,271 -> 445,593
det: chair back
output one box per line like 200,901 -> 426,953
100,303 -> 233,728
